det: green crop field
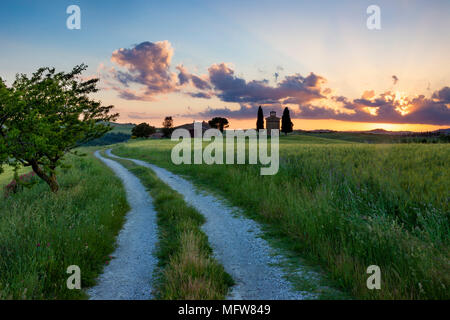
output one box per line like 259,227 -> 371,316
110,134 -> 450,299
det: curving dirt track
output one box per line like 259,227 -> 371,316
87,151 -> 158,300
105,149 -> 310,300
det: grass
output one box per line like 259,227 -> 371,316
277,134 -> 352,145
102,152 -> 233,299
108,122 -> 135,134
111,134 -> 450,299
302,131 -> 450,144
0,166 -> 28,189
0,149 -> 129,299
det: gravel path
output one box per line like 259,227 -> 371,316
87,151 -> 158,300
106,149 -> 308,300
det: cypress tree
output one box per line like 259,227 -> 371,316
256,106 -> 264,130
281,107 -> 293,135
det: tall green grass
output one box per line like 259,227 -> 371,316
112,135 -> 449,299
0,150 -> 129,299
0,166 -> 28,189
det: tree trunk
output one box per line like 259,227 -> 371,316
30,161 -> 59,193
48,173 -> 59,193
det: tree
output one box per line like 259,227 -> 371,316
208,117 -> 229,133
131,122 -> 156,138
256,106 -> 264,130
162,116 -> 174,137
0,64 -> 118,192
281,107 -> 293,136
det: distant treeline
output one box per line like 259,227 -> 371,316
400,135 -> 450,143
82,132 -> 131,146
299,130 -> 450,144
398,131 -> 450,143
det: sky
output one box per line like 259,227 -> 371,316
0,0 -> 449,131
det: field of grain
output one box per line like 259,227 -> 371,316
112,135 -> 449,299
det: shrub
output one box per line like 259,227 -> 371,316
132,123 -> 156,138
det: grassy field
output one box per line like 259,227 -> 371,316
0,149 -> 129,299
302,131 -> 450,144
109,122 -> 135,134
0,166 -> 28,189
103,152 -> 233,299
112,134 -> 449,299
1,133 -> 447,300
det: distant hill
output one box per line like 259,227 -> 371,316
295,128 -> 450,144
433,128 -> 450,135
108,122 -> 136,134
80,122 -> 135,146
362,129 -> 412,135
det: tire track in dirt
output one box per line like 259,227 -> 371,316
106,149 -> 312,300
87,151 -> 158,300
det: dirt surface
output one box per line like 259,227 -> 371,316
87,151 -> 158,300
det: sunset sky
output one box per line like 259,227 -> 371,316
1,0 -> 449,131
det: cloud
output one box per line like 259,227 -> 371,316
105,41 -> 449,125
294,89 -> 450,125
362,90 -> 375,99
110,41 -> 178,101
274,72 -> 279,82
176,64 -> 190,85
176,64 -> 211,90
187,92 -> 212,99
392,75 -> 399,85
191,74 -> 211,90
127,112 -> 160,120
207,63 -> 326,104
193,88 -> 450,125
432,86 -> 450,103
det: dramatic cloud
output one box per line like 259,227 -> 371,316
207,63 -> 326,104
295,89 -> 450,125
194,88 -> 450,125
105,40 -> 449,125
191,74 -> 211,90
110,41 -> 178,100
432,86 -> 450,103
176,65 -> 190,85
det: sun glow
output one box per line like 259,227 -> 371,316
363,107 -> 379,116
393,91 -> 411,116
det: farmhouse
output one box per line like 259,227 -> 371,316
173,121 -> 210,137
266,111 -> 280,132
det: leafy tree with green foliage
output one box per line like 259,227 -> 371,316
0,80 -> 9,175
0,64 -> 118,192
256,106 -> 264,130
281,107 -> 293,136
162,116 -> 174,137
131,122 -> 156,138
208,117 -> 229,133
